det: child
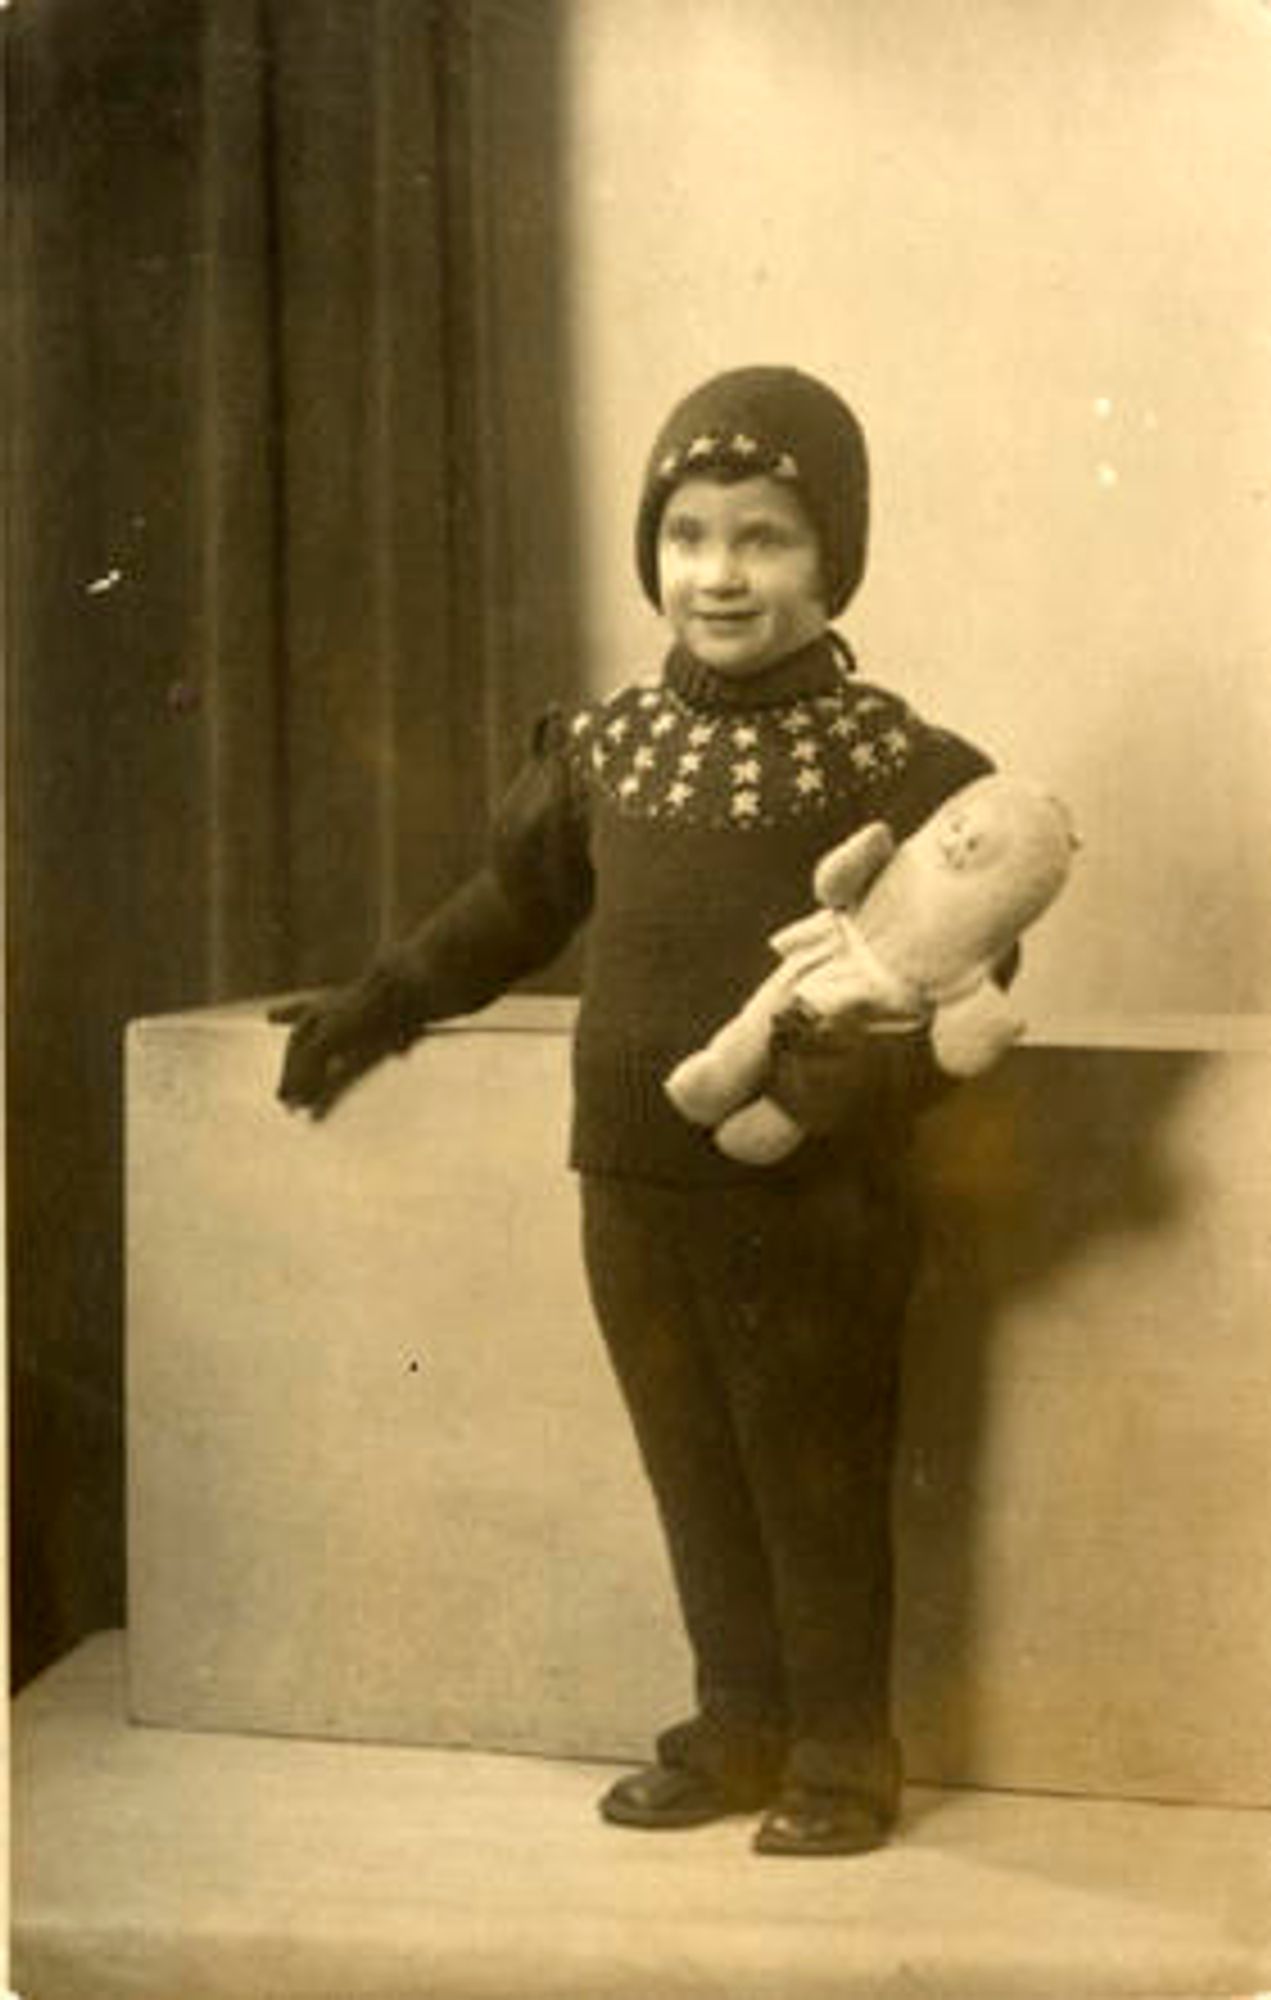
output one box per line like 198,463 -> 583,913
274,366 -> 1003,1855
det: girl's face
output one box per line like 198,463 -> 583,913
657,475 -> 828,676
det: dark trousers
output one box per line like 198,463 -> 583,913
580,1165 -> 919,1804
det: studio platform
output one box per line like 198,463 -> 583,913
11,1633 -> 1270,2000
16,996 -> 1271,1996
125,999 -> 1271,1806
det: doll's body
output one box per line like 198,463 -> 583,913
666,775 -> 1077,1164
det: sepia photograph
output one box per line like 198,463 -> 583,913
7,1 -> 1271,1994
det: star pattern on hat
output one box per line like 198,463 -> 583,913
566,677 -> 917,830
655,431 -> 803,489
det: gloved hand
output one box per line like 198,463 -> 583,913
767,1002 -> 951,1135
269,969 -> 421,1118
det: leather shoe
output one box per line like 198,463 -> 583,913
753,1786 -> 894,1856
599,1764 -> 757,1829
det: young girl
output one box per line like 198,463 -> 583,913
274,367 -> 1001,1855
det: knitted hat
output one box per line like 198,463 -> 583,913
635,366 -> 870,618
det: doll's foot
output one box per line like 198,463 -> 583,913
664,1052 -> 743,1126
599,1764 -> 763,1829
714,1097 -> 804,1165
753,1785 -> 894,1856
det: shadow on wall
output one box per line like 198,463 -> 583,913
896,1046 -> 1208,1780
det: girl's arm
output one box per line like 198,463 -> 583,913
274,710 -> 593,1116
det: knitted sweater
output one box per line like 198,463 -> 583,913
374,634 -> 995,1184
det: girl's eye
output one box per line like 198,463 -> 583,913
662,516 -> 704,548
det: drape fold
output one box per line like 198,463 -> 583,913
8,0 -> 580,1682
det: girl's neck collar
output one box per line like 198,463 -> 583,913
664,632 -> 854,712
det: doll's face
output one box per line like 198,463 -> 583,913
657,475 -> 828,675
930,791 -> 1014,874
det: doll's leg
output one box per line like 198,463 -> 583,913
665,961 -> 803,1125
713,1096 -> 805,1164
580,1178 -> 788,1815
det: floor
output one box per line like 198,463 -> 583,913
10,1634 -> 1270,2000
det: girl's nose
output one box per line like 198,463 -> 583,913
698,538 -> 743,590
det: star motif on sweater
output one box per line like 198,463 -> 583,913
566,667 -> 922,831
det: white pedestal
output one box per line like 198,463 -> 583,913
126,998 -> 1271,1805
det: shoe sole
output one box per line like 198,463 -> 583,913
600,1794 -> 760,1830
753,1809 -> 894,1856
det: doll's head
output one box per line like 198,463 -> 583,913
865,776 -> 1078,987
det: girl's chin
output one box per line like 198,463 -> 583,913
686,625 -> 777,675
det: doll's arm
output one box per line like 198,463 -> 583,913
769,823 -> 896,958
811,821 -> 896,909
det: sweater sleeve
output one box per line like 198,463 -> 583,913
368,708 -> 594,1031
880,721 -> 994,842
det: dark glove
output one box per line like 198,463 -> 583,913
269,968 -> 422,1118
767,1001 -> 950,1136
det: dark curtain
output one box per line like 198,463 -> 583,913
8,0 -> 580,1687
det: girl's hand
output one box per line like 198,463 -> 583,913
268,978 -> 418,1119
